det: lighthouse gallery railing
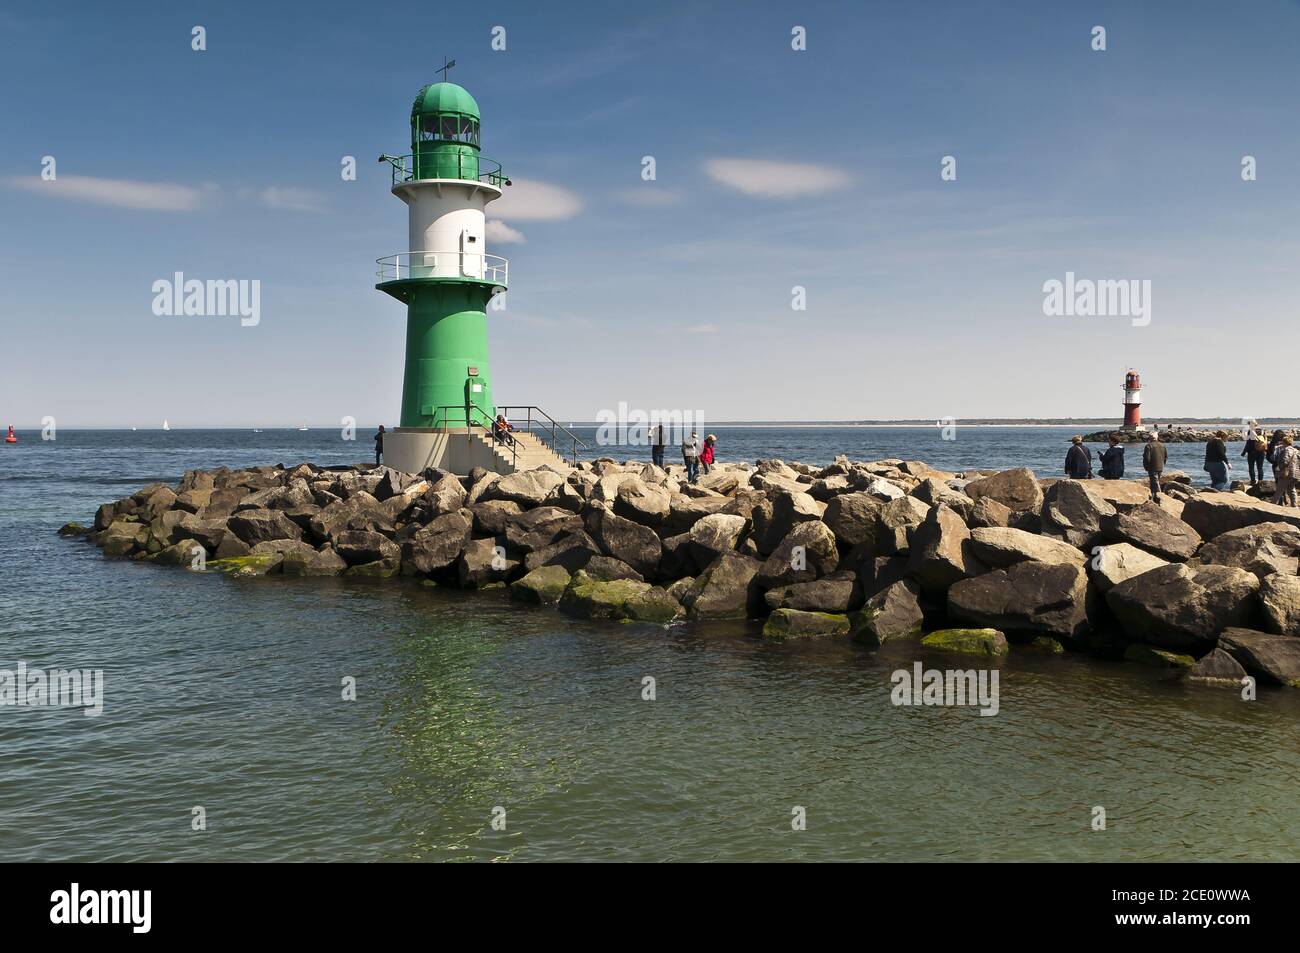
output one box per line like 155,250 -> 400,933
382,153 -> 507,188
376,252 -> 508,287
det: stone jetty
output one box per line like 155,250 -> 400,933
63,456 -> 1300,688
1081,427 -> 1298,444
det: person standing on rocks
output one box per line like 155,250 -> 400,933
1143,431 -> 1167,502
700,434 -> 717,476
651,423 -> 666,469
1267,429 -> 1287,478
374,425 -> 385,466
1242,421 -> 1267,486
1205,430 -> 1232,491
682,432 -> 700,484
1099,435 -> 1125,479
1270,435 -> 1299,506
1064,436 -> 1092,479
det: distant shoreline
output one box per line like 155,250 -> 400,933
19,420 -> 1300,432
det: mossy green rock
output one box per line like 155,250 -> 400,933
920,628 -> 1009,656
281,547 -> 347,577
58,522 -> 89,537
510,565 -> 572,606
623,587 -> 683,623
1123,643 -> 1195,668
346,558 -> 401,578
762,609 -> 851,640
559,571 -> 652,620
209,554 -> 284,576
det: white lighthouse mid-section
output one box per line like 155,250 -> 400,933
397,177 -> 503,283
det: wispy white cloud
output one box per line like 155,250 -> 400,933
686,323 -> 719,334
260,186 -> 328,213
704,158 -> 851,199
4,174 -> 210,211
492,177 -> 582,221
486,219 -> 526,243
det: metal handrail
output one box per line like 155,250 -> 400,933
431,403 -> 517,470
376,252 -> 508,287
497,406 -> 588,467
379,153 -> 507,188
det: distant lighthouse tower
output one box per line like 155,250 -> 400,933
1121,369 -> 1143,430
375,71 -> 511,474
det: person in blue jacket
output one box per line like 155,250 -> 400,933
1098,435 -> 1125,479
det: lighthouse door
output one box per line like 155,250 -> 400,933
464,374 -> 487,427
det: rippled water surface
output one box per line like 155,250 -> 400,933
1,428 -> 1296,861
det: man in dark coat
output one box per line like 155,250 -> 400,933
1099,435 -> 1125,479
1064,436 -> 1092,479
1143,431 -> 1168,502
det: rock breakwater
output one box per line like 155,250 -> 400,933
65,455 -> 1300,689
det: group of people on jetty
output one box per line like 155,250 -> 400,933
1064,422 -> 1300,506
650,425 -> 717,483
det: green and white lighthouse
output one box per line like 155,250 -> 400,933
376,77 -> 512,474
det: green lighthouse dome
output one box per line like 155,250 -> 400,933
411,82 -> 480,122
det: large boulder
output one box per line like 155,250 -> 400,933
1087,543 -> 1168,592
964,467 -> 1043,514
761,609 -> 850,640
1101,502 -> 1201,561
849,579 -> 924,647
483,468 -> 565,506
682,552 -> 763,619
422,473 -> 468,515
559,571 -> 681,622
968,526 -> 1086,568
1106,563 -> 1260,649
822,492 -> 885,548
947,561 -> 1089,640
688,513 -> 749,566
911,478 -> 974,522
307,492 -> 388,543
906,504 -> 983,594
510,565 -> 572,605
756,520 -> 840,588
333,530 -> 400,566
875,496 -> 930,555
764,573 -> 857,613
227,508 -> 303,546
612,478 -> 672,527
661,494 -> 728,535
522,530 -> 601,573
400,510 -> 473,575
1259,573 -> 1300,636
458,537 -> 520,587
1040,480 -> 1116,548
756,491 -> 823,554
503,506 -> 583,554
968,496 -> 1013,529
468,499 -> 524,537
281,546 -> 348,577
1195,522 -> 1300,578
583,506 -> 663,577
1180,492 -> 1300,540
1218,628 -> 1300,686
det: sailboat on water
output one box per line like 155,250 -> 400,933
162,420 -> 170,431
298,424 -> 308,431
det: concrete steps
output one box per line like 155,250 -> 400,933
473,430 -> 572,474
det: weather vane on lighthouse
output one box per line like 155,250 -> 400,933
435,56 -> 456,82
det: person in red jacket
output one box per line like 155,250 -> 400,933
700,434 -> 716,475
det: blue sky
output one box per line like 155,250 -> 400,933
1,0 -> 1298,427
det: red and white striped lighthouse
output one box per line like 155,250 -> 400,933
1122,370 -> 1142,429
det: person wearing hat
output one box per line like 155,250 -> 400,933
1064,435 -> 1092,479
1242,420 -> 1267,486
1205,430 -> 1232,491
1098,434 -> 1125,479
700,434 -> 717,476
1143,429 -> 1168,502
